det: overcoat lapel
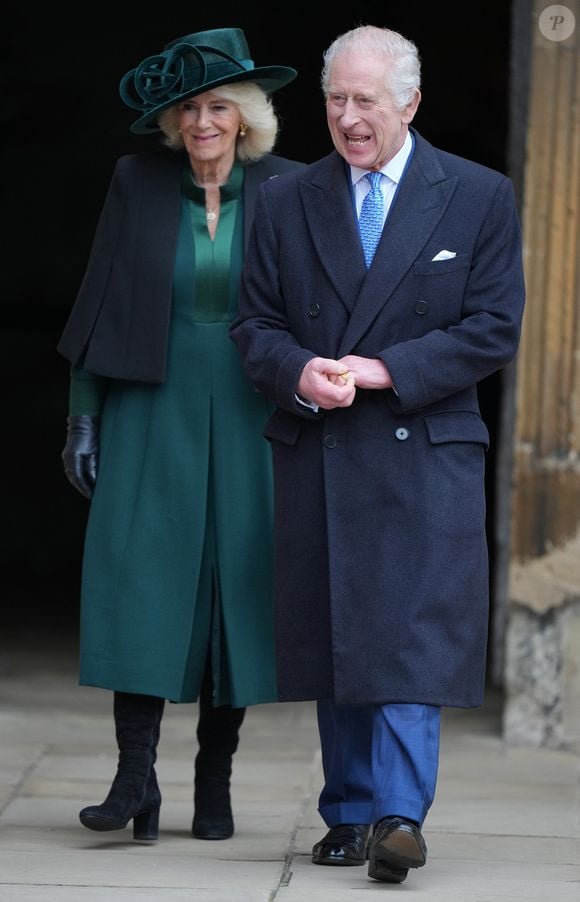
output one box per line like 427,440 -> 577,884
297,143 -> 459,342
338,136 -> 459,355
298,153 -> 367,313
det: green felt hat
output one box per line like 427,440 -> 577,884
119,27 -> 298,134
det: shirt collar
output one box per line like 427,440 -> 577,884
350,131 -> 413,187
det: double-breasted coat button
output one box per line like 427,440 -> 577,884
324,434 -> 337,448
395,427 -> 410,441
414,300 -> 428,314
308,303 -> 320,317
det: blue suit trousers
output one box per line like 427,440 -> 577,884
317,700 -> 441,827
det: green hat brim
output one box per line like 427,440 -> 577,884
128,66 -> 297,135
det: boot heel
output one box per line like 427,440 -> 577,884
133,806 -> 160,841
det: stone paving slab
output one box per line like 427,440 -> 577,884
1,639 -> 580,901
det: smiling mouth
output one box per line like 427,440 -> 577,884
346,134 -> 371,146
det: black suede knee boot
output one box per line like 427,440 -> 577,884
191,674 -> 245,840
79,691 -> 165,841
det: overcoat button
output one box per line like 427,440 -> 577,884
324,434 -> 337,448
414,300 -> 428,314
395,427 -> 410,441
308,303 -> 321,317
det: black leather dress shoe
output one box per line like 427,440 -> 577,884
312,823 -> 371,866
367,816 -> 427,883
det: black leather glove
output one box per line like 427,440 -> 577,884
62,415 -> 100,499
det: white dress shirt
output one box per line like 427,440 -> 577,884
350,130 -> 413,225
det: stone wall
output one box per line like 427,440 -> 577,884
503,0 -> 580,749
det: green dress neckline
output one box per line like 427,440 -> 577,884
181,157 -> 244,205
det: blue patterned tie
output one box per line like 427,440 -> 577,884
359,171 -> 384,269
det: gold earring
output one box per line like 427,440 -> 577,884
177,128 -> 182,134
239,123 -> 247,137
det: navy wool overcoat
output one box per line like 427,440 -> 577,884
230,128 -> 526,709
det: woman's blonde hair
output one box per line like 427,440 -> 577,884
157,81 -> 279,162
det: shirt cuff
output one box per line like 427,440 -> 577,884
295,393 -> 319,413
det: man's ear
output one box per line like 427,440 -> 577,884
402,89 -> 421,124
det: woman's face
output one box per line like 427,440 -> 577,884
176,90 -> 242,168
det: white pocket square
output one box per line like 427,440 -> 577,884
431,249 -> 456,261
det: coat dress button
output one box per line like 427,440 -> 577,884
414,300 -> 428,314
308,303 -> 321,317
324,434 -> 337,448
395,427 -> 410,441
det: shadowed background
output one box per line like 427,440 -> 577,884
2,2 -> 512,640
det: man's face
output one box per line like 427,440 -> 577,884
325,51 -> 420,171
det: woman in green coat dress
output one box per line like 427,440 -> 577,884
58,27 -> 303,843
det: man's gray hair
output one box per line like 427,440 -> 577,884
321,25 -> 421,111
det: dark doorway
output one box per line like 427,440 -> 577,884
2,4 -> 513,670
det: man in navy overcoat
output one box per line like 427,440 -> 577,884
230,24 -> 525,886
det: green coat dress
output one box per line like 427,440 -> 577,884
73,160 -> 276,707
